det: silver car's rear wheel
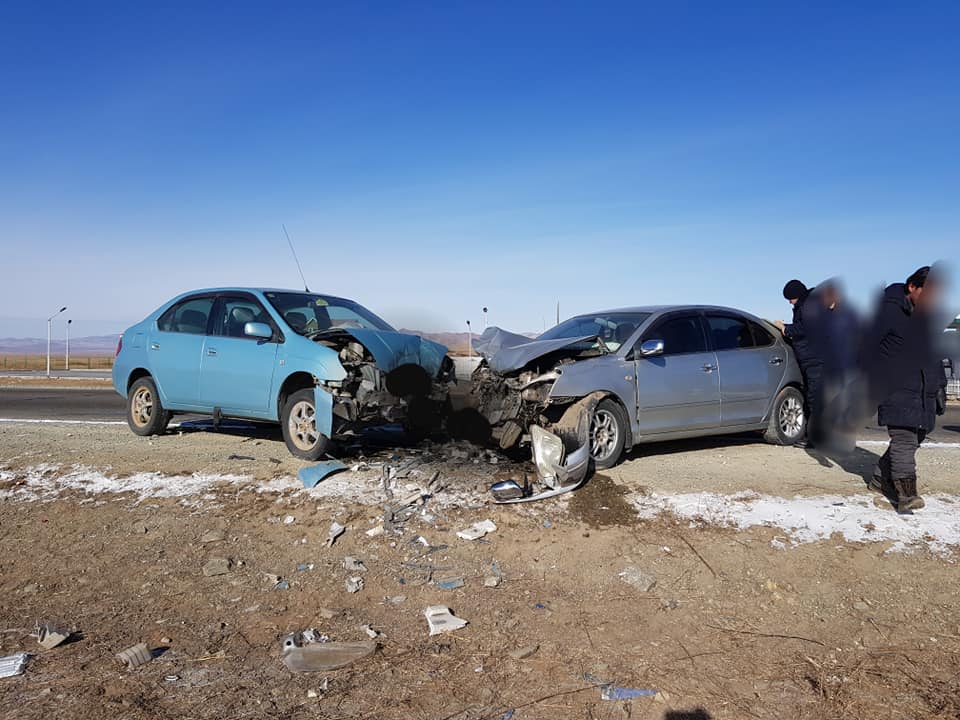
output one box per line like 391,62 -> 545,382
764,386 -> 806,445
589,399 -> 628,469
779,395 -> 804,439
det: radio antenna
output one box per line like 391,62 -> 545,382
282,223 -> 310,292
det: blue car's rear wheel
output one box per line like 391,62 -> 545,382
281,388 -> 331,460
126,376 -> 171,436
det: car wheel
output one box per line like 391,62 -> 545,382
590,399 -> 628,469
126,376 -> 171,436
281,388 -> 331,460
764,386 -> 806,445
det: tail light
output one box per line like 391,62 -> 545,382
115,336 -> 123,356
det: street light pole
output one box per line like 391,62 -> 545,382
46,306 -> 67,377
482,307 -> 488,332
66,319 -> 72,371
466,320 -> 472,359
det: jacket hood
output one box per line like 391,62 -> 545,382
316,328 -> 449,376
883,283 -> 913,316
474,326 -> 598,374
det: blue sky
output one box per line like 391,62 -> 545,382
1,1 -> 957,339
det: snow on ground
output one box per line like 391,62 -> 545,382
631,490 -> 960,555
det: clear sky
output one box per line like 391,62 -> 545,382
1,1 -> 957,339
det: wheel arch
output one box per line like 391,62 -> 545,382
277,371 -> 317,421
126,367 -> 153,392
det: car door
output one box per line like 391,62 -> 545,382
633,313 -> 721,434
704,313 -> 785,425
199,294 -> 280,415
150,295 -> 215,407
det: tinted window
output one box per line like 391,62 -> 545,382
645,315 -> 707,355
217,297 -> 273,339
749,321 -> 775,347
705,315 -> 756,351
157,297 -> 214,334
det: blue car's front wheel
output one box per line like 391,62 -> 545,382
281,388 -> 331,460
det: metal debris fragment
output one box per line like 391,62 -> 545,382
115,643 -> 153,670
457,520 -> 497,541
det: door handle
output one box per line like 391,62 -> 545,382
770,357 -> 783,365
702,364 -> 715,373
150,343 -> 160,350
207,348 -> 217,356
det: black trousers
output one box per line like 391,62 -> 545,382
874,426 -> 926,482
801,362 -> 823,443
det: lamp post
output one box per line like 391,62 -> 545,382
66,319 -> 72,371
482,307 -> 488,332
466,320 -> 472,359
46,306 -> 67,377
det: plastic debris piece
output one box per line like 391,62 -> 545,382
500,711 -> 515,720
202,557 -> 233,576
345,577 -> 364,593
619,567 -> 657,592
388,595 -> 407,604
275,580 -> 290,591
424,605 -> 468,635
0,652 -> 30,678
508,644 -> 539,660
343,557 -> 367,573
484,576 -> 501,588
199,529 -> 226,544
437,576 -> 465,590
37,624 -> 71,650
299,461 -> 349,489
360,624 -> 379,639
115,643 -> 153,670
456,520 -> 497,541
600,686 -> 658,701
365,525 -> 385,538
283,515 -> 296,525
282,637 -> 376,672
326,522 -> 346,548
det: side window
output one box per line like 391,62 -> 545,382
749,321 -> 775,348
705,315 -> 756,351
643,315 -> 707,355
218,297 -> 272,339
157,297 -> 214,335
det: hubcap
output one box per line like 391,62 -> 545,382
590,409 -> 620,462
779,395 -> 804,438
288,400 -> 320,451
131,386 -> 153,427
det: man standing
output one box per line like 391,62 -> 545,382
865,266 -> 947,511
781,279 -> 823,446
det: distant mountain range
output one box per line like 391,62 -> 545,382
0,329 -> 538,357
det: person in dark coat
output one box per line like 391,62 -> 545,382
781,280 -> 824,445
864,266 -> 947,511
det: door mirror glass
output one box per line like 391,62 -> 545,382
639,339 -> 665,357
244,322 -> 273,340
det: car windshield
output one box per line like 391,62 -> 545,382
538,312 -> 651,352
264,292 -> 395,335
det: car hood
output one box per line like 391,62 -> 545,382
474,326 -> 598,374
317,328 -> 450,376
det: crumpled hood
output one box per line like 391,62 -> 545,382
320,328 -> 450,376
474,326 -> 598,374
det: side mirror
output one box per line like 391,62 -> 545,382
639,339 -> 665,357
244,322 -> 273,340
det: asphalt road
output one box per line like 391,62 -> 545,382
1,386 -> 958,443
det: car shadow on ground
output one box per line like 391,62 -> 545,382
665,711 -> 712,720
619,432 -> 766,462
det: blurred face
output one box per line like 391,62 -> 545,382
915,281 -> 940,310
788,298 -> 798,306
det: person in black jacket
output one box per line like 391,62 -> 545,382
781,280 -> 824,445
864,266 -> 947,511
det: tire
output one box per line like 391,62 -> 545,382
280,388 -> 331,460
764,386 -> 806,445
126,376 -> 171,436
590,399 -> 628,469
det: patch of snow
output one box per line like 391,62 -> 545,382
631,491 -> 960,556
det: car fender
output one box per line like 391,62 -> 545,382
547,356 -> 637,448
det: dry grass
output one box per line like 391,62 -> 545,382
0,354 -> 113,371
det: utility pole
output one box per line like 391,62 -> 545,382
556,300 -> 560,327
466,320 -> 472,358
66,319 -> 72,371
46,306 -> 67,377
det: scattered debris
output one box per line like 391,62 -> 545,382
345,577 -> 364,594
281,634 -> 376,672
457,519 -> 497,541
490,479 -> 528,502
283,515 -> 296,525
437,576 -> 465,590
202,558 -> 233,577
300,629 -> 328,644
360,624 -> 379,639
425,605 -> 468,635
619,566 -> 657,592
388,595 -> 407,604
365,525 -> 385,538
296,563 -> 314,572
318,608 -> 338,620
298,460 -> 349,489
508,644 -> 539,660
484,576 -> 502,588
275,580 -> 290,591
600,685 -> 658,701
326,523 -> 346,548
115,643 -> 153,670
0,652 -> 30,679
343,557 -> 367,573
199,529 -> 226,544
36,624 -> 71,650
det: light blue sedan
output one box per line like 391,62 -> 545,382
113,288 -> 454,459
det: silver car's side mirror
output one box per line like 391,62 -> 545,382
244,322 -> 273,340
639,339 -> 665,357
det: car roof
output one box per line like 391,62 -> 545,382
178,288 -> 355,303
571,305 -> 766,318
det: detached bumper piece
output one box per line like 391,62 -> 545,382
491,424 -> 590,504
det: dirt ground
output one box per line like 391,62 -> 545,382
2,422 -> 960,720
